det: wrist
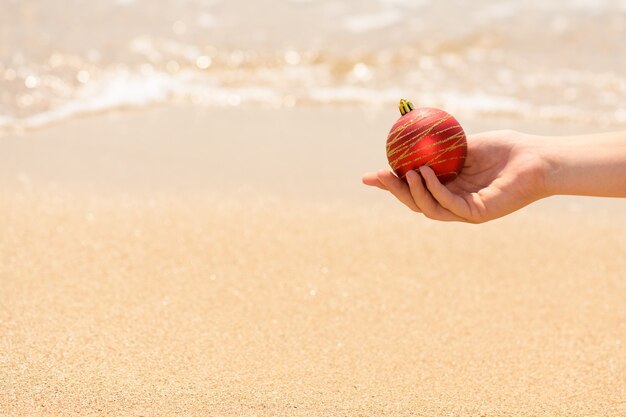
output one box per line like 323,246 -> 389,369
528,134 -> 563,198
515,132 -> 557,199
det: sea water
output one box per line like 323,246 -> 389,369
1,0 -> 625,131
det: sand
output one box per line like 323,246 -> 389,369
1,106 -> 625,416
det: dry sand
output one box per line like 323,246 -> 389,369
1,106 -> 625,416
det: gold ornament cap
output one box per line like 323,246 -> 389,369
398,99 -> 415,116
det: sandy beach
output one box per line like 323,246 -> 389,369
2,0 -> 626,414
1,106 -> 625,416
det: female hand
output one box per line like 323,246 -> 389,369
362,130 -> 550,223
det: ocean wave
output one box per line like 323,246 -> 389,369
342,10 -> 403,33
1,0 -> 625,131
1,66 -> 625,132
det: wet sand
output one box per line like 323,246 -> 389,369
1,106 -> 625,416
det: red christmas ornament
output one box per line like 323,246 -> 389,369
386,99 -> 467,184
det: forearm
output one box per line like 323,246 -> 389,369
538,131 -> 626,198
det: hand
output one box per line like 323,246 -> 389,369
362,130 -> 549,223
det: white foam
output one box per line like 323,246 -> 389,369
342,10 -> 403,33
1,64 -> 623,132
472,3 -> 518,21
538,0 -> 617,13
197,13 -> 216,28
436,91 -> 530,114
378,0 -> 428,8
0,69 -> 281,131
307,86 -> 403,104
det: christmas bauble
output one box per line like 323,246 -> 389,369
386,99 -> 467,184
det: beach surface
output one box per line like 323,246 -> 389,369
1,106 -> 625,416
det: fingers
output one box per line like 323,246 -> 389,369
375,170 -> 421,212
405,170 -> 466,222
363,169 -> 473,222
361,172 -> 387,190
418,166 -> 471,219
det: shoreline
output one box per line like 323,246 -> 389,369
0,104 -> 619,197
1,105 -> 625,416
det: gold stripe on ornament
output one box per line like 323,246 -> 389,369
387,114 -> 453,159
388,126 -> 464,166
394,133 -> 466,164
387,109 -> 434,139
392,133 -> 467,171
393,130 -> 465,162
387,112 -> 446,148
388,116 -> 456,152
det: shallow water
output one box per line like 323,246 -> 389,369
1,0 -> 625,130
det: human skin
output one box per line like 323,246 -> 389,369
362,130 -> 626,223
